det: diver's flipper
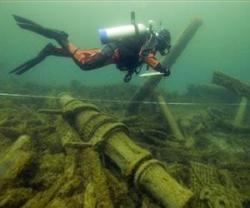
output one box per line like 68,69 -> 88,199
13,15 -> 41,27
13,15 -> 68,42
9,43 -> 56,75
9,55 -> 46,75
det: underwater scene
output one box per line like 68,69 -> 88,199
0,1 -> 250,208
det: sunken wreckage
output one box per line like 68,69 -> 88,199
1,17 -> 201,208
57,93 -> 193,208
0,16 -> 248,207
0,86 -> 246,207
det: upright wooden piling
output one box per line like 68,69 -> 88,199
234,97 -> 248,126
157,94 -> 185,142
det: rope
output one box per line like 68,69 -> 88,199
0,92 -> 242,106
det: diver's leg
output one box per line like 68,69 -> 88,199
13,15 -> 85,59
13,15 -> 118,71
74,52 -> 110,71
68,43 -> 117,70
13,15 -> 109,66
10,43 -> 69,75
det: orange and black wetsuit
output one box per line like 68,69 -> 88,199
10,37 -> 164,83
64,34 -> 164,82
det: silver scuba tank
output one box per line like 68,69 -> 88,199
98,23 -> 148,44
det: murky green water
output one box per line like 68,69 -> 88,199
0,2 -> 250,207
0,1 -> 249,92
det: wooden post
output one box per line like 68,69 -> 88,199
157,94 -> 185,142
234,97 -> 248,126
126,17 -> 203,116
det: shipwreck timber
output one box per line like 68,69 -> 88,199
212,71 -> 249,126
212,71 -> 250,99
157,94 -> 185,142
58,93 -> 193,208
0,135 -> 32,190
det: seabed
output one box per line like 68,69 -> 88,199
0,74 -> 249,208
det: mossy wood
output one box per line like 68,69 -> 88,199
213,71 -> 249,126
0,135 -> 32,190
212,71 -> 250,99
234,97 -> 248,126
157,94 -> 185,141
59,93 -> 193,208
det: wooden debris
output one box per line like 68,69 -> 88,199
212,71 -> 250,99
0,135 -> 33,190
59,93 -> 193,208
212,71 -> 249,127
234,97 -> 248,126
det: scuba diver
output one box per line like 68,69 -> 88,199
10,12 -> 171,82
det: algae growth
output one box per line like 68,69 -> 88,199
0,1 -> 249,207
0,73 -> 249,208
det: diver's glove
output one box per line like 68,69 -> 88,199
155,63 -> 171,77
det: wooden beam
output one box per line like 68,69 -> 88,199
212,71 -> 250,99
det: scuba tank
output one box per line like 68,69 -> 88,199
99,24 -> 148,44
98,11 -> 149,44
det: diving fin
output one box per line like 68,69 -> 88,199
13,15 -> 68,43
9,55 -> 46,75
9,43 -> 56,75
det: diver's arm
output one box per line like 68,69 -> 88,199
141,52 -> 160,69
140,52 -> 170,76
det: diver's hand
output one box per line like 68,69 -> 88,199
163,68 -> 171,77
155,63 -> 171,77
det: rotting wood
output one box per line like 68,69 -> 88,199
212,71 -> 250,99
0,135 -> 32,190
59,93 -> 193,208
212,71 -> 250,126
157,94 -> 185,142
234,97 -> 248,126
